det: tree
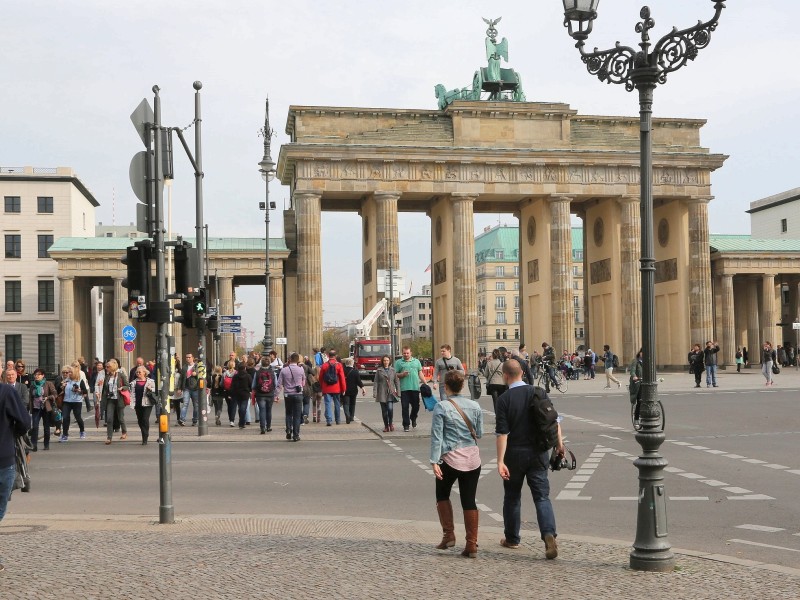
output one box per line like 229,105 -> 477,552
323,327 -> 351,358
401,338 -> 433,361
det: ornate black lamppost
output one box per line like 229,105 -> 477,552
258,99 -> 277,355
562,0 -> 726,572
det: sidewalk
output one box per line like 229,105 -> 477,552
1,513 -> 798,598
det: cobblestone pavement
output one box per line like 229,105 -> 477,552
1,514 -> 798,599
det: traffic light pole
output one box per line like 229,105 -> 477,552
153,85 -> 175,524
192,81 -> 208,437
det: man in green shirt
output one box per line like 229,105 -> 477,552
395,347 -> 423,432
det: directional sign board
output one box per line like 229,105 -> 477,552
275,337 -> 288,345
219,315 -> 241,322
219,328 -> 242,334
794,322 -> 800,330
123,341 -> 136,353
122,325 -> 137,342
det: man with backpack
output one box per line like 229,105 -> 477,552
600,344 -> 621,389
319,350 -> 346,426
252,357 -> 277,434
495,359 -> 563,560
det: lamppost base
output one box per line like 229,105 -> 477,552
629,550 -> 675,572
159,505 -> 175,525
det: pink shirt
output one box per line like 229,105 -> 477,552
442,445 -> 481,471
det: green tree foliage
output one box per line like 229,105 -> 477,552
401,338 -> 432,361
323,328 -> 351,358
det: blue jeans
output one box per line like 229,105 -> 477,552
502,446 -> 557,544
180,389 -> 200,423
0,464 -> 16,520
380,401 -> 394,428
286,393 -> 303,439
438,386 -> 448,403
237,398 -> 249,427
302,394 -> 310,419
705,365 -> 718,386
256,396 -> 273,431
324,393 -> 341,424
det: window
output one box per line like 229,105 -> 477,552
497,312 -> 507,324
5,281 -> 21,312
579,328 -> 585,339
781,218 -> 788,233
573,295 -> 579,308
428,303 -> 431,309
513,266 -> 519,277
418,303 -> 425,310
574,308 -> 581,323
5,235 -> 21,258
574,250 -> 584,261
495,250 -> 504,259
418,325 -> 426,332
105,232 -> 113,238
38,334 -> 55,373
4,196 -> 20,213
573,266 -> 582,276
502,329 -> 508,340
37,196 -> 53,213
495,296 -> 506,309
38,280 -> 54,312
495,266 -> 505,277
5,335 -> 22,363
418,314 -> 426,321
495,329 -> 501,340
514,329 -> 519,340
495,281 -> 505,290
514,296 -> 520,308
514,311 -> 520,323
38,234 -> 54,258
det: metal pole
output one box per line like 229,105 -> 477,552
153,85 -> 174,524
193,81 -> 208,437
389,254 -> 396,360
260,99 -> 274,355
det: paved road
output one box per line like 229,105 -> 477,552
3,367 -> 799,596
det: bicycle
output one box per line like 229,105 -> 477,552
629,382 -> 665,431
532,360 -> 568,394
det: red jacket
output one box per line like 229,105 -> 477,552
319,359 -> 346,395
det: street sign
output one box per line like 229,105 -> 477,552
219,315 -> 241,322
130,98 -> 154,146
219,326 -> 242,334
129,151 -> 149,203
123,341 -> 136,353
122,325 -> 137,341
275,337 -> 288,345
793,322 -> 800,330
207,306 -> 217,317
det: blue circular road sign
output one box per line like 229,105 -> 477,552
122,325 -> 137,342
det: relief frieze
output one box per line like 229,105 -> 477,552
590,258 -> 611,285
654,258 -> 678,284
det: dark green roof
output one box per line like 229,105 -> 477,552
709,234 -> 800,253
49,237 -> 289,253
475,225 -> 583,264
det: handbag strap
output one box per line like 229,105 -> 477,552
447,398 -> 478,442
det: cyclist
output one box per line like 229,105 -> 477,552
629,349 -> 643,427
540,342 -> 559,389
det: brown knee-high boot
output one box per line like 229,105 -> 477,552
461,509 -> 479,558
435,501 -> 456,549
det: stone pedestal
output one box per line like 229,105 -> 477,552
452,193 -> 478,368
295,191 -> 323,354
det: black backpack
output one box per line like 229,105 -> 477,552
528,386 -> 559,451
322,361 -> 339,385
612,354 -> 619,368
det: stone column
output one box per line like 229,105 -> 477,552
112,277 -> 125,359
550,195 -> 574,355
101,286 -> 114,361
761,274 -> 777,349
59,276 -> 75,368
720,274 -> 735,366
295,191 -> 323,354
746,279 -> 760,363
688,197 -> 714,345
619,196 -> 641,363
452,193 -> 478,368
218,276 -> 234,358
270,273 -> 285,357
375,191 -> 400,272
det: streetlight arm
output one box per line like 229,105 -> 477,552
652,2 -> 725,83
576,40 -> 638,91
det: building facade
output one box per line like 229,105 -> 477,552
747,187 -> 800,240
398,292 -> 432,341
1,166 -> 98,373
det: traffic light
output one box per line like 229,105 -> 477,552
193,288 -> 207,316
173,242 -> 201,296
121,240 -> 152,321
174,297 -> 196,329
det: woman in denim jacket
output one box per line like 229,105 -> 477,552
429,370 -> 483,558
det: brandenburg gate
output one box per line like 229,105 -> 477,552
277,100 -> 726,368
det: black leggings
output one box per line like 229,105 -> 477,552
435,460 -> 481,510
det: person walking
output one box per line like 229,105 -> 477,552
209,366 -> 226,426
688,344 -> 705,388
28,368 -> 57,452
0,376 -> 31,571
178,353 -> 200,427
395,346 -> 423,431
495,359 -> 564,560
301,356 -> 314,424
629,349 -> 644,427
277,353 -> 306,442
230,363 -> 252,429
59,365 -> 87,442
735,347 -> 744,373
341,358 -> 365,424
432,344 -> 464,403
223,360 -> 237,427
600,344 -> 621,389
374,355 -> 399,432
703,340 -> 720,387
101,359 -> 129,445
319,350 -> 346,426
430,370 -> 483,558
252,357 -> 277,434
583,348 -> 596,380
481,349 -> 506,412
130,366 -> 156,445
761,342 -> 777,386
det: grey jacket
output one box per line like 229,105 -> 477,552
373,367 -> 399,404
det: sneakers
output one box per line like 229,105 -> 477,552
617,382 -> 621,389
286,433 -> 292,440
230,421 -> 235,427
178,420 -> 186,427
500,538 -> 519,549
59,435 -> 68,442
303,415 -> 309,424
544,534 -> 558,559
403,427 -> 410,432
215,417 -> 221,426
411,419 -> 417,429
79,432 -> 86,440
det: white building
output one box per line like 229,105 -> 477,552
747,187 -> 800,239
399,290 -> 432,341
1,166 -> 98,373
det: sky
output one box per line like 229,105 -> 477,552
3,1 -> 798,339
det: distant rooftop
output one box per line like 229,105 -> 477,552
475,224 -> 583,264
746,187 -> 800,214
0,166 -> 99,207
49,236 -> 289,253
709,234 -> 800,253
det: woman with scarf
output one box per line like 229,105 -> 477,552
28,368 -> 57,451
373,355 -> 399,433
131,366 -> 156,444
101,359 -> 129,445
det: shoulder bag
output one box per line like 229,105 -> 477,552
118,374 -> 132,406
447,398 -> 478,442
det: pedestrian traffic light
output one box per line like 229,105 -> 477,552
193,289 -> 207,316
174,297 -> 196,329
173,241 -> 201,296
121,240 -> 152,321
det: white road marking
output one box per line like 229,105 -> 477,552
742,459 -> 767,464
729,494 -> 775,500
609,497 -> 638,501
764,464 -> 790,470
722,454 -> 746,459
723,486 -> 753,494
728,539 -> 800,553
689,445 -> 710,450
598,434 -> 621,440
679,473 -> 706,479
704,449 -> 727,455
488,513 -> 503,522
698,480 -> 729,487
476,503 -> 492,512
664,467 -> 685,473
736,524 -> 786,533
669,497 -> 709,501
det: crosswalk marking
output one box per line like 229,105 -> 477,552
736,524 -> 785,533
